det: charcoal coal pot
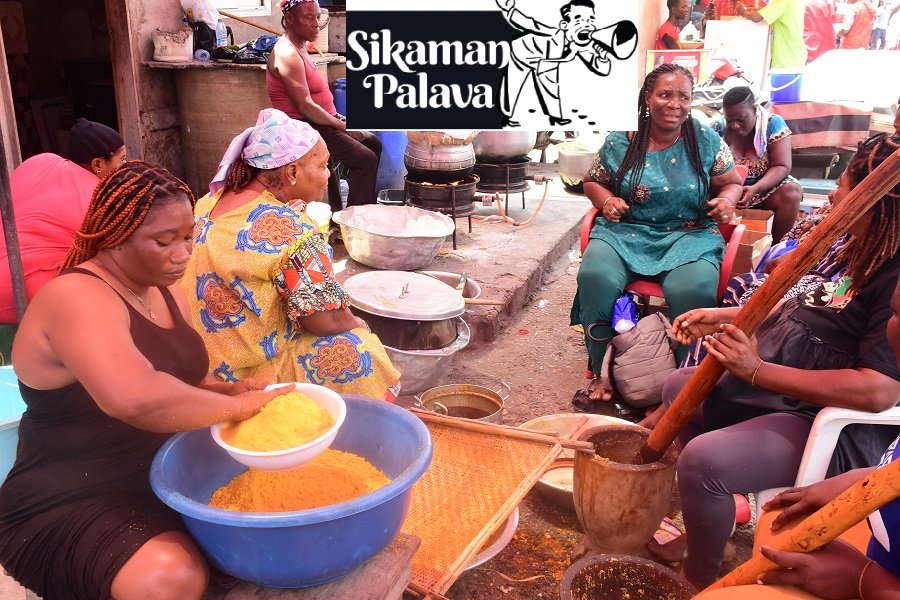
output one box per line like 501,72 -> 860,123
343,271 -> 465,352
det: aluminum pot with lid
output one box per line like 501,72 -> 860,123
472,131 -> 536,162
344,271 -> 466,351
404,140 -> 475,183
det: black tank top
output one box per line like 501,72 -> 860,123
0,268 -> 209,523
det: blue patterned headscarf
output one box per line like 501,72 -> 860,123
209,108 -> 321,194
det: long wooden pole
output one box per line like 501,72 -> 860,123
706,459 -> 900,589
641,146 -> 900,462
0,124 -> 27,322
218,10 -> 281,36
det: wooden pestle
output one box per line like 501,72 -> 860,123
705,458 -> 900,590
639,146 -> 900,463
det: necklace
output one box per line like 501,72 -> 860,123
649,135 -> 681,150
95,257 -> 156,321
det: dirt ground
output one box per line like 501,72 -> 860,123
419,245 -> 756,600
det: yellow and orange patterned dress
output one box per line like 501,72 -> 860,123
182,189 -> 400,401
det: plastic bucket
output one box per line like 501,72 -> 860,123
769,68 -> 802,103
0,366 -> 25,485
333,77 -> 347,117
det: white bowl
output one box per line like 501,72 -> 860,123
210,383 -> 346,471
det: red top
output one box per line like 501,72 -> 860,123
804,0 -> 839,62
841,0 -> 876,49
266,36 -> 336,120
0,154 -> 98,323
656,20 -> 682,50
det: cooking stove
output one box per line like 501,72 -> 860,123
473,158 -> 530,213
403,174 -> 479,249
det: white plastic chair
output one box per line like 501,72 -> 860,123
755,405 -> 900,512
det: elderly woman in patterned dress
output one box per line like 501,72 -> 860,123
571,63 -> 743,406
182,109 -> 400,401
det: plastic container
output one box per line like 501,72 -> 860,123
215,19 -> 228,48
210,383 -> 346,470
194,49 -> 210,62
0,366 -> 25,485
151,395 -> 433,588
769,68 -> 803,103
333,77 -> 347,117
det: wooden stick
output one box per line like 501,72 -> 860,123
641,147 -> 900,462
218,10 -> 281,36
706,459 -> 900,589
463,298 -> 506,306
406,581 -> 451,600
410,408 -> 596,452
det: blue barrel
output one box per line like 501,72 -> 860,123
333,77 -> 347,117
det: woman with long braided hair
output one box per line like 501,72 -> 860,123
643,133 -> 900,589
571,62 -> 743,409
0,161 -> 289,599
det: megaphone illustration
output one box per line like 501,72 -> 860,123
575,20 -> 638,60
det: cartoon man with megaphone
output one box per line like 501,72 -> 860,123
496,0 -> 637,127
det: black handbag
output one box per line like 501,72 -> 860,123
234,44 -> 268,64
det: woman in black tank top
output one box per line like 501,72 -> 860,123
0,162 -> 289,600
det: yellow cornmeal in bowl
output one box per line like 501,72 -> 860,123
220,391 -> 335,452
209,449 -> 391,512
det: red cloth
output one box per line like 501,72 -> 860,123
841,0 -> 876,49
266,37 -> 336,120
804,0 -> 839,62
656,20 -> 682,49
0,154 -> 98,323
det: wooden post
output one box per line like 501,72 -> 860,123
706,459 -> 900,589
0,127 -> 27,322
640,145 -> 900,462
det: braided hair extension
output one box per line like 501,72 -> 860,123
62,161 -> 195,269
838,133 -> 900,294
225,156 -> 261,193
615,63 -> 709,207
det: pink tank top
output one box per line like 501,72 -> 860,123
267,37 -> 336,119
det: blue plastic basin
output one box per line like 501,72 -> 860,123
0,366 -> 25,485
150,396 -> 432,588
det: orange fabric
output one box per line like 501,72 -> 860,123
841,1 -> 876,49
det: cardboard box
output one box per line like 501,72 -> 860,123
730,229 -> 772,277
735,209 -> 774,234
646,49 -> 711,82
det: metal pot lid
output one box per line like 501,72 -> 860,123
344,271 -> 465,320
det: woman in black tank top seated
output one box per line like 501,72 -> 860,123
0,162 -> 290,600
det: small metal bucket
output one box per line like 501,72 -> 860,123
413,383 -> 509,424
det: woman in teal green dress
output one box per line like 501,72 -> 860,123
571,63 -> 743,404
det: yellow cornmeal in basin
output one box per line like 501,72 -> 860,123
209,449 -> 391,512
220,391 -> 335,451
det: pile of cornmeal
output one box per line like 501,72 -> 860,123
209,449 -> 391,512
220,391 -> 335,451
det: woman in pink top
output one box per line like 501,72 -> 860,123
267,0 -> 381,210
0,119 -> 125,323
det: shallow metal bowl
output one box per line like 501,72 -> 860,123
333,205 -> 455,271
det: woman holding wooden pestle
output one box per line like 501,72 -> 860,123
641,132 -> 900,589
695,277 -> 900,599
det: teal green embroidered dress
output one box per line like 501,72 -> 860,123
572,120 -> 735,375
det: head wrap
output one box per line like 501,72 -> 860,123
67,118 -> 124,167
280,0 -> 316,15
209,108 -> 321,194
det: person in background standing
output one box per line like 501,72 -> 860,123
739,0 -> 809,68
838,0 -> 877,48
658,0 -> 693,49
804,0 -> 840,61
0,119 -> 125,324
871,0 -> 892,48
267,0 -> 382,210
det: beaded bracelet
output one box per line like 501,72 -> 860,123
859,559 -> 876,600
750,359 -> 764,386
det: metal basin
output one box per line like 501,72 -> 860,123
332,205 -> 454,271
384,320 -> 470,395
351,308 -> 459,351
413,383 -> 507,424
472,131 -> 536,162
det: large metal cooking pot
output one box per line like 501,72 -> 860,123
472,131 -> 536,162
557,141 -> 598,192
343,271 -> 466,351
404,140 -> 475,183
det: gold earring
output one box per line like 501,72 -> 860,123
96,170 -> 101,174
290,179 -> 297,186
